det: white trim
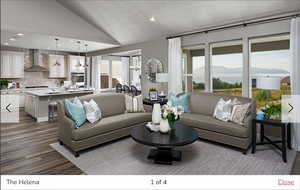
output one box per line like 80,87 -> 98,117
242,36 -> 250,97
205,43 -> 211,92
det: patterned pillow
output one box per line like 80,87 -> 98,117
230,103 -> 251,125
125,94 -> 145,113
213,98 -> 233,122
83,99 -> 102,123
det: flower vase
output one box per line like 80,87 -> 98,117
159,119 -> 170,133
152,103 -> 161,124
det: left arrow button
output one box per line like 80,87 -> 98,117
6,103 -> 11,112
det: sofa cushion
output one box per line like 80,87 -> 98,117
72,112 -> 151,140
190,93 -> 219,116
79,93 -> 126,118
180,113 -> 248,138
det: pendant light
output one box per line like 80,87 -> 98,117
76,41 -> 82,67
54,38 -> 61,66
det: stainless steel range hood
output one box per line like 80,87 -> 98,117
24,49 -> 48,72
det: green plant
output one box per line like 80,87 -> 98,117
262,104 -> 281,119
0,80 -> 9,88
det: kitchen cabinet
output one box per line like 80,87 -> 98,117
0,51 -> 24,78
48,54 -> 66,78
24,94 -> 38,117
68,55 -> 85,73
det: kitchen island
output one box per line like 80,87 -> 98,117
24,88 -> 94,122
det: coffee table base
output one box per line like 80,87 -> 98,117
147,147 -> 182,165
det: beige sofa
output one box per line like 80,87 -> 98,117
179,92 -> 256,153
57,93 -> 151,157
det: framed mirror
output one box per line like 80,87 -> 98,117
144,58 -> 164,82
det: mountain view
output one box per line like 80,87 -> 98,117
192,66 -> 290,84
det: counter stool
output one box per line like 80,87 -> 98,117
48,101 -> 58,122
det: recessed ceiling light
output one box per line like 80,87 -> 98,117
149,16 -> 156,22
3,42 -> 9,46
9,38 -> 16,41
17,33 -> 24,36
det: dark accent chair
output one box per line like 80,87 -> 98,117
123,85 -> 131,94
116,83 -> 123,93
130,85 -> 141,96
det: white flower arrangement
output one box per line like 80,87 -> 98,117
161,101 -> 184,126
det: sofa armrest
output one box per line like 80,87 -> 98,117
57,101 -> 75,142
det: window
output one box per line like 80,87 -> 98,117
130,56 -> 141,90
211,40 -> 243,96
100,60 -> 110,89
182,45 -> 205,93
112,60 -> 122,88
250,35 -> 290,110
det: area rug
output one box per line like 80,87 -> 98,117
50,138 -> 296,175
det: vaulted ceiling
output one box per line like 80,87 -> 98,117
1,0 -> 300,52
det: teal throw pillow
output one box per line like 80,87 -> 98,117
65,97 -> 86,128
169,93 -> 191,112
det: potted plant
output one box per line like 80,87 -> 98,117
0,80 -> 9,90
159,101 -> 184,133
262,103 -> 281,120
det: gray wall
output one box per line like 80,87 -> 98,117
89,38 -> 168,97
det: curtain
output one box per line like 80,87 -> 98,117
290,17 -> 300,151
121,56 -> 130,85
91,56 -> 101,92
168,37 -> 182,95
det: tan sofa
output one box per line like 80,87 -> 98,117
57,92 -> 255,157
178,92 -> 256,153
57,93 -> 151,157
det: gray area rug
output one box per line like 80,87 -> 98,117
51,138 -> 296,175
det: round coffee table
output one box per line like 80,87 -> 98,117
130,123 -> 199,165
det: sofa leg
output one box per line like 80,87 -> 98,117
73,151 -> 80,157
242,148 -> 248,155
59,140 -> 63,145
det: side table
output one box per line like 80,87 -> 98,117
143,98 -> 168,106
251,119 -> 291,163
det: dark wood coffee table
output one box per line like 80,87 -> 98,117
130,123 -> 199,165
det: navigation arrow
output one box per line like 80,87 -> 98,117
6,103 -> 11,112
288,103 -> 293,113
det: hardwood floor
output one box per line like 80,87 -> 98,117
1,110 -> 83,175
1,110 -> 299,175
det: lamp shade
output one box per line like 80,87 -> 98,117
256,77 -> 281,90
156,73 -> 168,83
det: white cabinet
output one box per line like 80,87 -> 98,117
48,55 -> 66,78
68,55 -> 85,73
24,94 -> 37,117
1,51 -> 24,78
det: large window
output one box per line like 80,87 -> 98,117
130,55 -> 142,90
112,60 -> 122,88
250,35 -> 290,110
182,45 -> 205,93
211,40 -> 243,96
100,60 -> 110,89
100,56 -> 128,90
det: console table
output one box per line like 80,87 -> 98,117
252,119 -> 291,162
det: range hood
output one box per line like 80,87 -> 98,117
24,49 -> 48,72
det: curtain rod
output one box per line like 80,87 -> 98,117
166,12 -> 300,40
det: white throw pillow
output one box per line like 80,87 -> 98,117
213,98 -> 233,122
83,99 -> 102,123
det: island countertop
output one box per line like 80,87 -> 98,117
24,88 -> 94,97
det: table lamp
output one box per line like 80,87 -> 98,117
256,76 -> 281,105
156,73 -> 168,100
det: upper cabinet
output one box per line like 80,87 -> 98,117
68,55 -> 85,73
0,51 -> 24,78
48,54 -> 66,78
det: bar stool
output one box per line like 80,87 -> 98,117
48,101 -> 58,122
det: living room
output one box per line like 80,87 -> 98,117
1,1 -> 300,190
